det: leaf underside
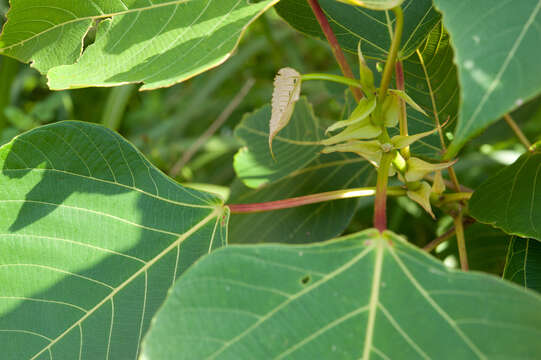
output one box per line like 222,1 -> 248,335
0,121 -> 227,358
0,0 -> 278,90
142,229 -> 541,359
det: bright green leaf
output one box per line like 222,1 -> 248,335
433,0 -> 541,157
142,229 -> 541,359
504,237 -> 541,292
0,121 -> 227,358
336,0 -> 404,11
234,98 -> 323,189
275,0 -> 440,60
229,153 -> 376,244
469,152 -> 541,241
0,0 -> 278,90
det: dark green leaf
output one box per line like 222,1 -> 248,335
469,152 -> 541,241
142,229 -> 541,359
436,223 -> 509,275
275,0 -> 440,60
0,121 -> 227,358
503,237 -> 541,292
234,97 -> 323,188
401,23 -> 459,159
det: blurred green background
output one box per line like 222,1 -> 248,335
1,3 -> 540,274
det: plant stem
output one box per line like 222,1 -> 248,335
301,73 -> 363,89
101,84 -> 136,131
229,186 -> 406,214
423,217 -> 474,252
378,6 -> 403,101
423,227 -> 457,253
373,152 -> 395,231
371,6 -> 404,232
454,210 -> 469,271
438,192 -> 472,204
395,60 -> 410,159
306,0 -> 362,101
504,113 -> 532,150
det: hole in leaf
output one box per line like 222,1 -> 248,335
300,275 -> 311,285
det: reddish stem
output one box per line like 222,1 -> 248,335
228,187 -> 406,214
306,0 -> 362,101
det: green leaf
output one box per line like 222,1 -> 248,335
401,23 -> 459,159
469,152 -> 541,241
275,0 -> 440,60
229,153 -> 376,244
142,229 -> 541,359
504,237 -> 541,292
0,0 -> 277,90
234,97 -> 323,189
432,0 -> 541,157
0,121 -> 227,358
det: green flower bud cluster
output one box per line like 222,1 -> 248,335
322,44 -> 454,218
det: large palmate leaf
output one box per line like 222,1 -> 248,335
433,0 -> 541,157
469,152 -> 541,241
0,121 -> 227,358
275,0 -> 440,60
229,152 -> 376,244
401,23 -> 459,159
142,229 -> 541,359
234,97 -> 323,189
504,237 -> 541,293
0,0 -> 278,90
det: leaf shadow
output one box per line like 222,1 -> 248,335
0,122 -> 225,357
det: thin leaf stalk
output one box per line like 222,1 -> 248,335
438,192 -> 472,204
306,0 -> 363,101
229,186 -> 406,214
423,217 -> 474,252
454,210 -> 469,271
377,6 -> 403,101
373,151 -> 395,231
301,73 -> 363,89
504,113 -> 532,150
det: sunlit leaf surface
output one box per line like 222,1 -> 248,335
0,0 -> 278,90
0,121 -> 227,358
142,229 -> 541,359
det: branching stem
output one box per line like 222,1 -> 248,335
372,6 -> 404,232
504,113 -> 532,150
306,0 -> 363,101
228,186 -> 406,214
